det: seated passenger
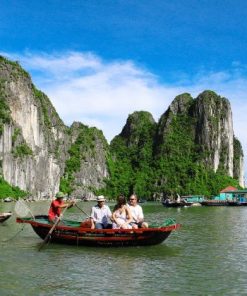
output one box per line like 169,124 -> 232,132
128,194 -> 148,228
112,195 -> 133,229
90,195 -> 112,229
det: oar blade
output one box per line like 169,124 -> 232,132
38,204 -> 70,251
38,233 -> 52,251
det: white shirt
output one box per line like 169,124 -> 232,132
91,204 -> 112,225
128,204 -> 144,223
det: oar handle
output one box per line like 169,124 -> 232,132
74,204 -> 91,219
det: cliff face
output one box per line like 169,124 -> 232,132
0,57 -> 109,198
155,90 -> 244,187
233,137 -> 244,184
61,122 -> 109,199
109,91 -> 244,198
0,57 -> 66,198
193,91 -> 234,175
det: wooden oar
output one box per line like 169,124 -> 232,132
38,204 -> 70,251
74,203 -> 91,218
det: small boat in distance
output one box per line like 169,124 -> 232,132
4,197 -> 13,202
162,193 -> 194,208
200,200 -> 228,206
182,195 -> 204,206
16,215 -> 181,247
0,212 -> 12,223
138,198 -> 147,203
162,200 -> 193,207
227,200 -> 247,206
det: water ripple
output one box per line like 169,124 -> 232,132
1,203 -> 247,295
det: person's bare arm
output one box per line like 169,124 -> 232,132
59,201 -> 75,209
125,206 -> 133,224
90,208 -> 95,229
90,218 -> 95,229
112,210 -> 118,223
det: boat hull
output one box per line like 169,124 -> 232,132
16,215 -> 180,247
227,201 -> 247,206
162,201 -> 193,208
0,212 -> 12,223
200,200 -> 228,206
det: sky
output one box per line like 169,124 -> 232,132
1,0 -> 247,179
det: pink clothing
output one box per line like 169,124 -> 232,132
112,208 -> 132,229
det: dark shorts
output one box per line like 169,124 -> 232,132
95,223 -> 112,229
130,221 -> 143,228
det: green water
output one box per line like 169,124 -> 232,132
1,202 -> 247,295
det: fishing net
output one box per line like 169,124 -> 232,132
14,200 -> 34,218
149,217 -> 176,228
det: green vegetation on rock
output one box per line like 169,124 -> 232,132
233,136 -> 244,179
0,79 -> 11,135
60,123 -> 108,195
0,55 -> 30,80
12,128 -> 21,145
0,177 -> 28,199
103,95 -> 241,200
12,143 -> 33,158
102,111 -> 156,198
33,87 -> 52,128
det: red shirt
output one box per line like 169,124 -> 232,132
48,199 -> 64,221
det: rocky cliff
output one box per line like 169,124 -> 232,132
60,122 -> 109,199
155,91 -> 244,186
0,56 -> 108,199
109,91 -> 244,198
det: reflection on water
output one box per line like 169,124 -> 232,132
1,202 -> 247,295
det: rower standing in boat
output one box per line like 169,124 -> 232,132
128,194 -> 148,228
176,193 -> 181,203
90,195 -> 112,229
48,192 -> 75,223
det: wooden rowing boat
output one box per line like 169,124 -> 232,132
162,200 -> 193,208
200,200 -> 228,206
227,201 -> 247,206
16,215 -> 181,247
0,212 -> 12,223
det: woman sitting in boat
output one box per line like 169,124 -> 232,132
112,195 -> 133,229
48,192 -> 75,223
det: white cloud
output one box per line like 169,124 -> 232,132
2,51 -> 178,139
2,51 -> 247,178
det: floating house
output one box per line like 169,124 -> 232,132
213,186 -> 247,202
